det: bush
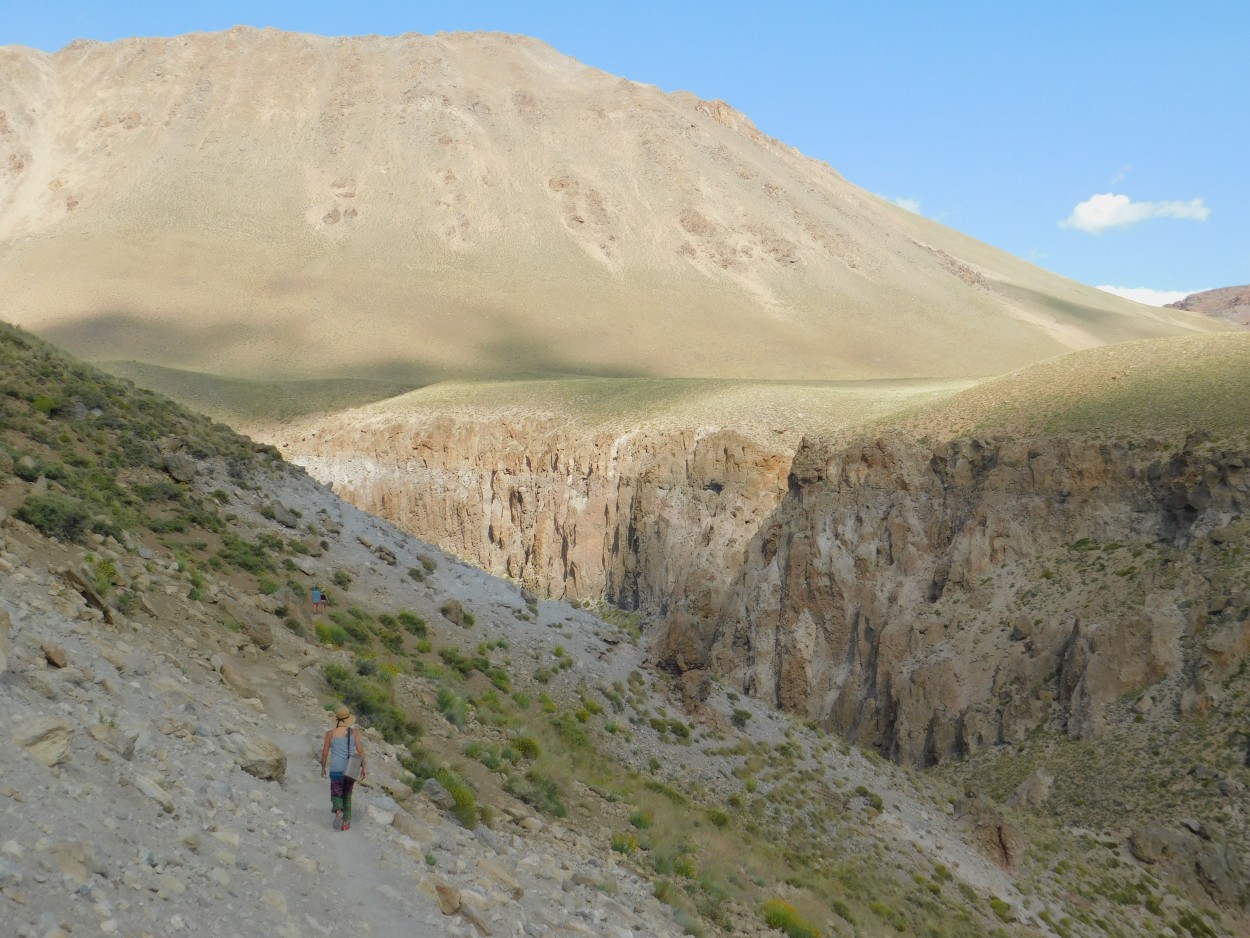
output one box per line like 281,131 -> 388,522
17,493 -> 91,542
629,809 -> 653,830
761,899 -> 822,938
434,767 -> 477,828
511,735 -> 541,759
332,569 -> 352,590
610,831 -> 639,855
506,770 -> 567,817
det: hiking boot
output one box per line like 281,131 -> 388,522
341,822 -> 350,832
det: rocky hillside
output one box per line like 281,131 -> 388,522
18,320 -> 1237,937
0,28 -> 1227,390
5,326 -> 1246,937
1166,286 -> 1250,327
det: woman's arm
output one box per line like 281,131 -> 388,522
354,730 -> 367,780
320,730 -> 331,777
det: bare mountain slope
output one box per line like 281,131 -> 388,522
0,27 -> 1226,385
1166,285 -> 1250,327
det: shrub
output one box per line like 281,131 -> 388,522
506,769 -> 568,818
407,566 -> 425,582
761,899 -> 821,938
610,831 -> 639,855
433,766 -> 478,828
629,809 -> 653,830
511,735 -> 541,760
17,493 -> 91,542
731,708 -> 752,728
332,569 -> 352,590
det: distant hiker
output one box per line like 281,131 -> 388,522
311,587 -> 321,612
320,705 -> 366,831
318,589 -> 329,611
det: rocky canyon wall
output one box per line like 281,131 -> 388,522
284,419 -> 1250,768
283,414 -> 796,618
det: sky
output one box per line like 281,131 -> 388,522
2,1 -> 1248,305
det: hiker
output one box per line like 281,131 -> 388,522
311,587 -> 321,612
318,588 -> 329,611
320,704 -> 366,831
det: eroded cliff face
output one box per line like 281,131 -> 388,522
282,417 -> 1249,770
691,435 -> 1250,767
281,414 -> 796,619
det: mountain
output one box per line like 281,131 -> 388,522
1166,286 -> 1250,328
0,27 -> 1228,390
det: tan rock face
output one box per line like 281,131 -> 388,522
14,716 -> 75,767
287,414 -> 795,612
291,414 -> 1250,769
714,436 -> 1250,765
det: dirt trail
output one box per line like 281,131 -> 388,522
259,683 -> 445,937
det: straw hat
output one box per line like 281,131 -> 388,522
332,705 -> 356,727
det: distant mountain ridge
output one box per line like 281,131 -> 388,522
1166,285 -> 1250,327
0,27 -> 1229,388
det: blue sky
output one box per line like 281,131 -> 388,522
3,0 -> 1248,303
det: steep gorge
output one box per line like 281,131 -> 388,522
277,413 -> 1250,770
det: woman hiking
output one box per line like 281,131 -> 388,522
320,704 -> 366,831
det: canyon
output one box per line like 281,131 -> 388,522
272,339 -> 1250,772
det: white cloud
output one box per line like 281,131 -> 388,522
890,196 -> 921,214
1060,193 -> 1209,234
1097,285 -> 1201,307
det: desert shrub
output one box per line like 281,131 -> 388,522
322,663 -> 418,744
511,735 -> 541,759
629,809 -> 653,830
731,708 -> 752,728
315,622 -> 349,646
217,533 -> 275,574
17,493 -> 91,542
420,555 -> 437,572
610,831 -> 639,855
332,569 -> 352,590
506,769 -> 567,817
397,610 -> 426,636
761,899 -> 821,938
437,687 -> 468,729
407,566 -> 425,582
434,767 -> 478,828
855,785 -> 884,811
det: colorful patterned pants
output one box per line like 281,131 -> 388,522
329,773 -> 356,824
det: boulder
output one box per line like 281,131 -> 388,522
423,778 -> 460,814
162,453 -> 197,483
217,655 -> 258,698
221,731 -> 287,781
222,598 -> 274,650
14,716 -> 75,767
41,642 -> 68,668
88,723 -> 137,760
435,882 -> 461,914
269,501 -> 300,529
